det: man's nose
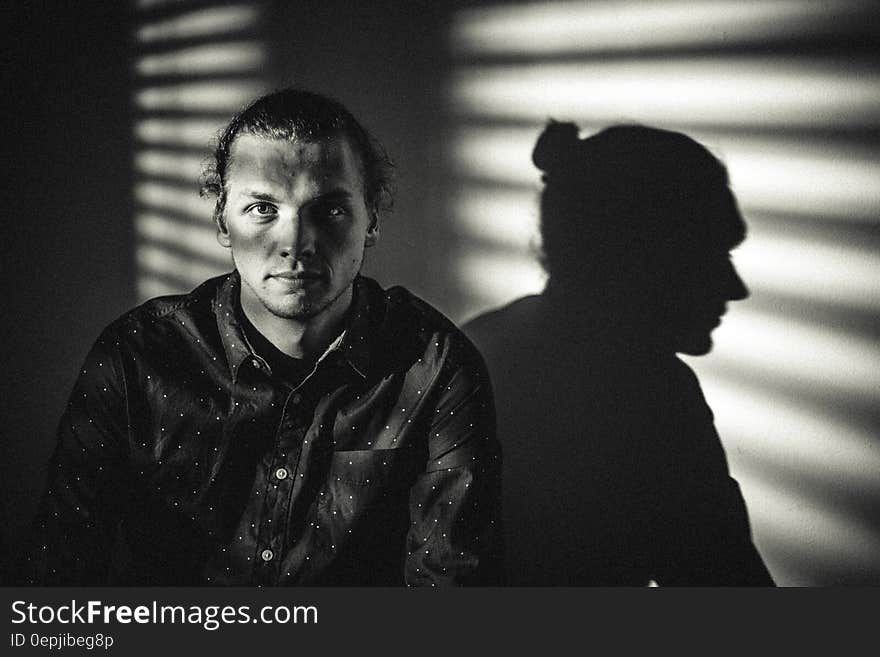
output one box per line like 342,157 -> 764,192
727,262 -> 749,301
278,215 -> 316,259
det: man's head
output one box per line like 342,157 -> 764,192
533,122 -> 748,355
202,88 -> 393,323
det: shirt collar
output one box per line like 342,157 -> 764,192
336,276 -> 373,378
215,271 -> 373,381
215,272 -> 256,381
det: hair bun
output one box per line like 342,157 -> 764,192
532,120 -> 581,174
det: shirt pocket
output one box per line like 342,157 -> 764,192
317,447 -> 423,522
314,448 -> 422,569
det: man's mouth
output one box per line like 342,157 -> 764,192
267,271 -> 325,290
269,271 -> 323,281
709,308 -> 727,327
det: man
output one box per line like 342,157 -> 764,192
23,89 -> 501,586
465,122 -> 774,585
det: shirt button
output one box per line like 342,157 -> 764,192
261,549 -> 274,562
275,467 -> 289,481
292,394 -> 302,405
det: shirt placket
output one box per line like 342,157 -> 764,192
254,386 -> 309,584
252,349 -> 343,584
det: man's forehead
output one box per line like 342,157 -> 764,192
227,132 -> 360,184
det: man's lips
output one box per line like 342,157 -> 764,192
269,271 -> 324,280
709,309 -> 726,327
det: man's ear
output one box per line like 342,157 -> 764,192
215,206 -> 231,248
365,210 -> 380,247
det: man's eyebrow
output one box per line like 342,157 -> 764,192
239,189 -> 281,202
313,188 -> 353,203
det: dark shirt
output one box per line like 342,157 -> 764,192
23,273 -> 501,586
465,294 -> 774,586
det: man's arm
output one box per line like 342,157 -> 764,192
20,326 -> 130,585
655,361 -> 774,586
404,342 -> 502,586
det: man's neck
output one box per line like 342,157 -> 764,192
239,285 -> 353,361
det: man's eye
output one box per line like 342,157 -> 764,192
327,206 -> 349,218
247,203 -> 276,217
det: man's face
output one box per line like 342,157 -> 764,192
217,132 -> 378,324
662,193 -> 748,356
666,245 -> 748,356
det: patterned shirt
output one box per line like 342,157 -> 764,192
23,273 -> 501,586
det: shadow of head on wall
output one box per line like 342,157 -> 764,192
532,121 -> 749,355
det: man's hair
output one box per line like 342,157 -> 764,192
531,121 -> 745,287
201,87 -> 394,227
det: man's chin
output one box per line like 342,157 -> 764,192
265,298 -> 324,321
248,277 -> 355,324
262,285 -> 348,322
675,333 -> 713,356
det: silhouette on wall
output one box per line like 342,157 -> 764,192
464,122 -> 774,585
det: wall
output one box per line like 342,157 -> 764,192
1,2 -> 135,575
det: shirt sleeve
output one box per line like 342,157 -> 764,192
20,326 -> 130,585
404,339 -> 503,586
655,361 -> 775,586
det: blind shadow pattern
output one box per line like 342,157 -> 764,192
445,0 -> 880,585
132,0 -> 270,301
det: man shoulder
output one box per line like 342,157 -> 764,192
358,276 -> 487,377
95,274 -> 230,363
